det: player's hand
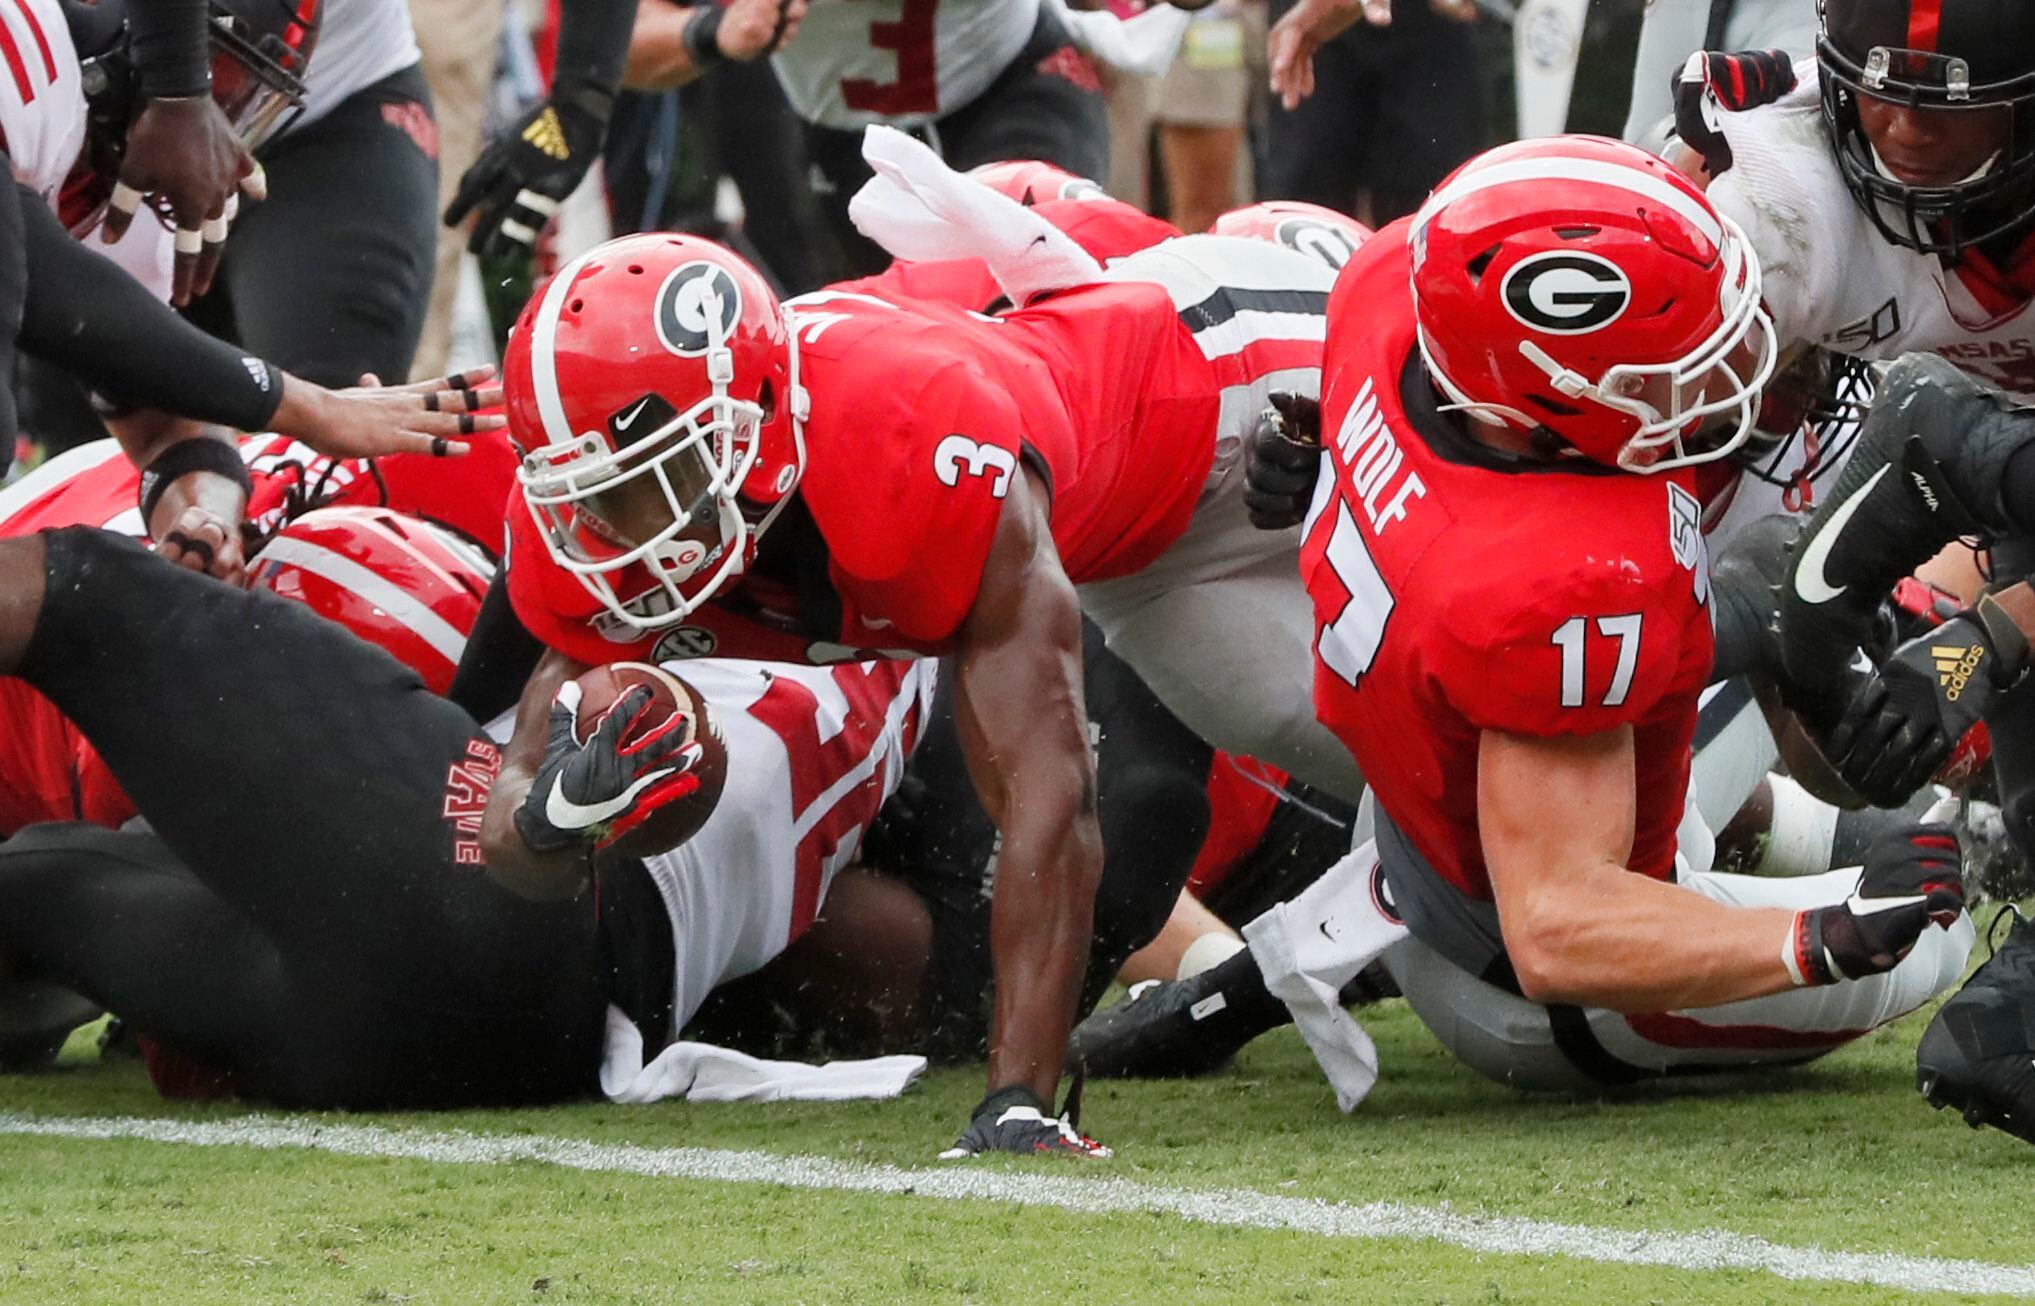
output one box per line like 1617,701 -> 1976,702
938,1085 -> 1112,1160
445,84 -> 614,261
717,0 -> 808,60
1825,601 -> 2029,807
1673,50 -> 1796,177
1788,824 -> 1964,985
268,368 -> 504,461
102,96 -> 265,306
153,503 -> 248,585
1245,392 -> 1323,530
1268,0 -> 1371,110
514,682 -> 706,854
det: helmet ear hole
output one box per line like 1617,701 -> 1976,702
757,379 -> 777,422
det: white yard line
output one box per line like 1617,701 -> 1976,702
0,1111 -> 2027,1298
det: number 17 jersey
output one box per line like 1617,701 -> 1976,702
1301,223 -> 1716,901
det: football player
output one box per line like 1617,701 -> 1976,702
482,223 -> 1348,1157
0,515 -> 937,1111
1075,137 -> 1974,1103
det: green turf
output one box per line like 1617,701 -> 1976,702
0,991 -> 2027,1305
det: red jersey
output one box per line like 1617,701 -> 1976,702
1301,225 -> 1715,900
841,198 -> 1183,313
510,237 -> 1333,668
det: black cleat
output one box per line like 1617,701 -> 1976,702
1917,913 -> 2035,1145
1067,950 -> 1291,1079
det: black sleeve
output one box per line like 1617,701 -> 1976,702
553,0 -> 637,94
14,184 -> 284,432
124,0 -> 212,98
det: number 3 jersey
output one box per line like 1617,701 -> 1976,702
509,237 -> 1329,669
1301,222 -> 1716,901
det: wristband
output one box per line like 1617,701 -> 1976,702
682,6 -> 727,69
1783,909 -> 1837,987
1974,592 -> 2031,684
126,0 -> 212,99
138,437 -> 253,531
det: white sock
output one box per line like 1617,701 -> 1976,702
1177,932 -> 1246,980
1754,775 -> 1842,877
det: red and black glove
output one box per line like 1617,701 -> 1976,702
1785,824 -> 1965,986
514,682 -> 702,854
1673,50 -> 1796,175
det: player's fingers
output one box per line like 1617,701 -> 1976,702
192,195 -> 234,300
239,161 -> 266,202
100,182 -> 143,242
169,224 -> 205,307
357,372 -> 383,388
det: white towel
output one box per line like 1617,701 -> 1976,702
1047,0 -> 1192,77
1240,841 -> 1408,1113
848,125 -> 1104,306
600,1006 -> 927,1105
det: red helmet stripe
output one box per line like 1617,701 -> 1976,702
255,534 -> 469,664
14,0 -> 55,81
1907,0 -> 1941,52
0,2 -> 37,102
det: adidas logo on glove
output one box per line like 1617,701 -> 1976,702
1933,643 -> 1987,700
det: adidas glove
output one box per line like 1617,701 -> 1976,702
1673,50 -> 1796,175
1244,392 -> 1323,531
1826,597 -> 2029,807
1785,824 -> 1965,985
445,82 -> 614,261
939,1084 -> 1112,1160
513,681 -> 703,854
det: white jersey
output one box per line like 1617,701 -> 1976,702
548,658 -> 935,1033
0,0 -> 82,205
1711,61 -> 2035,396
771,0 -> 1040,130
294,0 -> 418,130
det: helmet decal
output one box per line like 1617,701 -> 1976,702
655,263 -> 744,356
1275,217 -> 1362,269
1500,252 -> 1632,335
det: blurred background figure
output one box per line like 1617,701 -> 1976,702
1106,0 -> 1266,231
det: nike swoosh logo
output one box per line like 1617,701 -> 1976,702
544,768 -> 674,832
614,397 -> 653,433
1794,464 -> 1891,605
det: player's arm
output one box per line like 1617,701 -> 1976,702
623,0 -> 807,91
110,412 -> 252,583
946,467 -> 1108,1152
481,649 -> 594,901
1480,725 -> 1963,1008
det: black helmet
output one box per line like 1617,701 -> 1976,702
71,0 -> 319,175
1818,0 -> 2035,254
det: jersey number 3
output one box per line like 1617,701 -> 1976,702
1551,615 -> 1642,709
934,435 -> 1016,498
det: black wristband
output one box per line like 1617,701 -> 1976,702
138,437 -> 253,531
1975,593 -> 2032,685
126,0 -> 213,99
682,6 -> 727,69
971,1083 -> 1051,1122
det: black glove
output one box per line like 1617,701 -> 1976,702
1825,596 -> 2030,806
938,1083 -> 1111,1160
514,682 -> 703,854
1788,823 -> 1964,985
1244,392 -> 1323,531
444,82 -> 615,260
1673,50 -> 1796,174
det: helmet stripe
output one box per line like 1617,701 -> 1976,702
1907,0 -> 1941,52
528,249 -> 603,453
256,535 -> 468,664
1418,156 -> 1723,249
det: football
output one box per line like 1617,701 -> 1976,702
571,662 -> 729,857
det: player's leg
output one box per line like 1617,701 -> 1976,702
207,67 -> 440,386
933,7 -> 1110,182
7,528 -> 604,1021
1259,0 -> 1366,211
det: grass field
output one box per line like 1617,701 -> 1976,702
1,984 -> 2031,1306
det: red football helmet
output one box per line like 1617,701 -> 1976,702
968,159 -> 1109,206
1209,201 -> 1373,271
1410,135 -> 1776,473
247,506 -> 495,695
501,233 -> 805,631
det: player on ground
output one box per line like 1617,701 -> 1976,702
0,520 -> 933,1110
1076,137 -> 1973,1102
485,221 -> 1346,1157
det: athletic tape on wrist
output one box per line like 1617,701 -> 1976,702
138,438 -> 253,530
